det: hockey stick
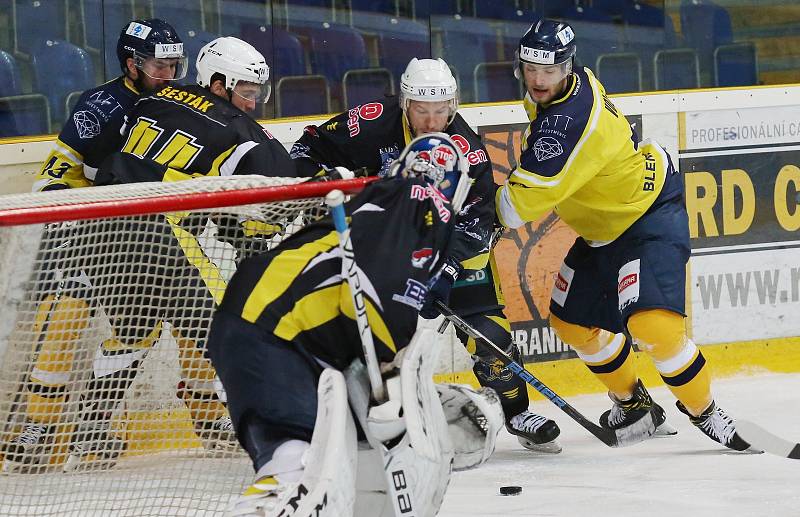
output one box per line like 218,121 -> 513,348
736,420 -> 800,459
435,301 -> 659,448
325,190 -> 386,402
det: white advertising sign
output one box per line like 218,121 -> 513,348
690,247 -> 800,343
684,105 -> 800,150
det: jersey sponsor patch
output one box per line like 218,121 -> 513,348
617,259 -> 641,310
411,248 -> 433,268
87,90 -> 123,115
378,145 -> 400,177
392,278 -> 427,309
451,134 -> 489,166
532,136 -> 564,161
125,22 -> 152,39
410,184 -> 450,222
73,110 -> 101,139
551,262 -> 575,307
347,102 -> 384,137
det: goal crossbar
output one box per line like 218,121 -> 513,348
0,176 -> 377,225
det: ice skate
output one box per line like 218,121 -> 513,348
197,415 -> 239,452
63,419 -> 127,472
228,475 -> 286,517
676,400 -> 759,452
2,422 -> 49,472
505,410 -> 562,453
600,379 -> 666,431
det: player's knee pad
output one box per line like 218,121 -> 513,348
550,314 -> 608,355
466,314 -> 512,360
627,309 -> 686,362
436,383 -> 503,471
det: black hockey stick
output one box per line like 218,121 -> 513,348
435,301 -> 659,448
736,420 -> 800,459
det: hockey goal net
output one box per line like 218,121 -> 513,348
0,175 -> 373,516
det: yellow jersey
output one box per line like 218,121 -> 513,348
496,67 -> 671,244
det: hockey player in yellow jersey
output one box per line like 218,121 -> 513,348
1,19 -> 187,473
496,19 -> 755,452
0,36 -> 289,474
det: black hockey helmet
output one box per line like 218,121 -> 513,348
515,19 -> 577,79
116,19 -> 186,78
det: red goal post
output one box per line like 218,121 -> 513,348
0,175 -> 374,517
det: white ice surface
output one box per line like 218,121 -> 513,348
439,373 -> 800,517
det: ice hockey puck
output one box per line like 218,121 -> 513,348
499,485 -> 522,496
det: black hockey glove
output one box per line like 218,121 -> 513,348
420,257 -> 463,319
308,166 -> 370,182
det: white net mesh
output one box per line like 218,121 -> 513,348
0,176 -> 360,516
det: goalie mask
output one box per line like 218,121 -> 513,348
390,133 -> 471,212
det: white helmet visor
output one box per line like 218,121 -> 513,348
233,80 -> 272,104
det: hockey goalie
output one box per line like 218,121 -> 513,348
206,134 -> 504,516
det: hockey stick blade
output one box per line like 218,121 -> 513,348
435,302 -> 656,448
736,420 -> 800,459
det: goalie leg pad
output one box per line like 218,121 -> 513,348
350,327 -> 454,517
259,368 -> 357,517
436,383 -> 503,471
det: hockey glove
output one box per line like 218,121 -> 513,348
420,257 -> 463,319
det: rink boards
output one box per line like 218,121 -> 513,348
1,84 -> 799,398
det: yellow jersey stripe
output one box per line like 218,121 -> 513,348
242,231 -> 340,322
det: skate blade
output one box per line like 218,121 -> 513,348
63,454 -> 82,473
1,458 -> 26,474
654,422 -> 678,436
517,436 -> 562,454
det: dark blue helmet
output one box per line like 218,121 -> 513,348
116,19 -> 186,77
515,19 -> 577,78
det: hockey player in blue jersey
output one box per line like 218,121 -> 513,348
33,18 -> 186,192
496,19 -> 755,452
0,19 -> 186,474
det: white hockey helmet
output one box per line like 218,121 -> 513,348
196,36 -> 271,103
399,58 -> 459,124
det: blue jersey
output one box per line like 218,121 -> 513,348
34,76 -> 139,191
